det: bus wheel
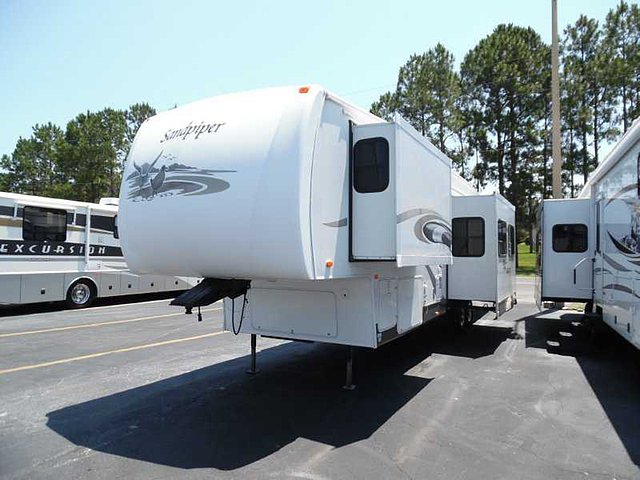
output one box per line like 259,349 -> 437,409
66,280 -> 96,308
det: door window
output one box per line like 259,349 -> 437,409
552,224 -> 588,253
353,137 -> 389,193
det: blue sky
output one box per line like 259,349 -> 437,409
0,0 -> 618,156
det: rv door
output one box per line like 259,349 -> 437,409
540,199 -> 594,302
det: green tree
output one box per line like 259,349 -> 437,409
0,123 -> 67,197
461,24 -> 549,228
562,15 -> 617,186
603,0 -> 640,132
396,44 -> 462,156
61,109 -> 128,202
370,92 -> 399,121
125,103 -> 157,154
371,43 -> 469,173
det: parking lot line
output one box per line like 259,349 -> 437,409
0,330 -> 227,375
0,307 -> 222,338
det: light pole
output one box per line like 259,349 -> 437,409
551,0 -> 562,198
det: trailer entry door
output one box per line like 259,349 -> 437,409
541,199 -> 593,302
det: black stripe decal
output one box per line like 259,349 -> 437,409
0,240 -> 122,257
603,253 -> 632,272
603,283 -> 640,299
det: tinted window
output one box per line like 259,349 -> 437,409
508,224 -> 515,258
498,220 -> 507,257
553,224 -> 588,253
23,206 -> 67,241
353,137 -> 389,193
452,217 -> 485,257
113,215 -> 119,239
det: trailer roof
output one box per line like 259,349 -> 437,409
579,116 -> 640,198
0,192 -> 118,213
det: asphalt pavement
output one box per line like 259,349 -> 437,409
0,277 -> 638,480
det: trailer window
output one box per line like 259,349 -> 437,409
113,215 -> 119,239
353,137 -> 389,193
498,220 -> 507,257
552,224 -> 588,253
22,206 -> 67,241
508,224 -> 515,258
452,217 -> 484,257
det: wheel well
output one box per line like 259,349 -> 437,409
67,277 -> 98,298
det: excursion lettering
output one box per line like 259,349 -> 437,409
160,121 -> 225,144
0,240 -> 120,257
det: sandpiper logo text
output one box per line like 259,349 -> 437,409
160,121 -> 225,144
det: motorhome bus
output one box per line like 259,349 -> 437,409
0,192 -> 198,308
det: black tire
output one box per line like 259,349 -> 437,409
66,279 -> 96,308
450,307 -> 471,331
463,307 -> 473,327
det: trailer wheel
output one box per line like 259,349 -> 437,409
450,306 -> 472,330
66,280 -> 96,308
463,307 -> 473,326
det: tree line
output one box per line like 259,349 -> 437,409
0,103 -> 156,203
371,1 -> 640,242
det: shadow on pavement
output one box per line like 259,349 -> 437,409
524,311 -> 640,467
46,316 -> 511,470
0,291 -> 180,318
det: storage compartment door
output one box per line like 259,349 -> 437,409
350,123 -> 396,261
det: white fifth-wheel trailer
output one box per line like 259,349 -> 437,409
0,192 -> 198,308
537,118 -> 640,351
118,85 -> 516,384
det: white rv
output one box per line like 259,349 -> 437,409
118,85 -> 515,381
449,187 -> 517,317
537,118 -> 640,351
0,192 -> 197,308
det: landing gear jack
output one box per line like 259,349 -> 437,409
246,333 -> 260,375
343,346 -> 356,391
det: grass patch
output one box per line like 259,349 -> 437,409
517,242 -> 536,277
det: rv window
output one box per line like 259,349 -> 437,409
353,137 -> 389,193
113,215 -> 119,239
452,217 -> 485,257
498,220 -> 507,257
552,224 -> 588,253
508,224 -> 515,258
22,206 -> 67,241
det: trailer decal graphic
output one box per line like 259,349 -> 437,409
605,183 -> 637,206
323,218 -> 347,227
603,252 -> 632,272
603,283 -> 640,299
126,151 -> 235,202
396,208 -> 452,248
0,240 -> 122,257
608,232 -> 640,257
